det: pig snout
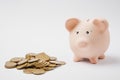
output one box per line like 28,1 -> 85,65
79,41 -> 88,47
77,38 -> 88,47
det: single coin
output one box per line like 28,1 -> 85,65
39,61 -> 49,67
27,62 -> 36,67
44,62 -> 50,66
48,63 -> 57,67
34,62 -> 44,68
16,63 -> 27,69
17,59 -> 28,65
23,68 -> 34,74
26,53 -> 37,56
35,52 -> 50,61
28,58 -> 39,63
10,57 -> 24,63
49,61 -> 66,65
35,59 -> 48,67
32,69 -> 46,75
43,67 -> 55,71
5,61 -> 17,69
50,57 -> 57,61
25,53 -> 36,60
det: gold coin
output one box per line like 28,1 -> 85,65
25,53 -> 36,60
28,58 -> 39,63
23,68 -> 34,74
34,62 -> 44,68
17,59 -> 28,65
48,63 -> 57,67
5,61 -> 17,69
10,57 -> 24,63
26,53 -> 36,57
40,61 -> 49,67
27,62 -> 36,67
35,52 -> 50,61
32,69 -> 46,75
50,57 -> 57,61
16,63 -> 27,69
44,62 -> 50,66
49,61 -> 66,65
43,67 -> 55,71
34,59 -> 44,67
40,60 -> 49,67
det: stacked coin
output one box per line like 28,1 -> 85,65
4,52 -> 66,75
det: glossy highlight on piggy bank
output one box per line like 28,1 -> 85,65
65,18 -> 110,64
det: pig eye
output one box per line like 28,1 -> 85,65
76,31 -> 79,34
86,31 -> 89,34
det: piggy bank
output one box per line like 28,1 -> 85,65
65,18 -> 110,64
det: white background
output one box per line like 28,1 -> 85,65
0,0 -> 120,80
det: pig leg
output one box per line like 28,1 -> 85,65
99,54 -> 105,59
89,57 -> 98,64
74,56 -> 82,62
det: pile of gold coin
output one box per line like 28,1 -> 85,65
4,52 -> 66,75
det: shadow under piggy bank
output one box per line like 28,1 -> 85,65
98,55 -> 120,66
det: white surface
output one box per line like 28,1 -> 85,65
0,0 -> 120,80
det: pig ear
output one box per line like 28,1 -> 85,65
93,18 -> 109,32
65,18 -> 79,32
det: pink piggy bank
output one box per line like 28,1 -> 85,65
65,18 -> 110,64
